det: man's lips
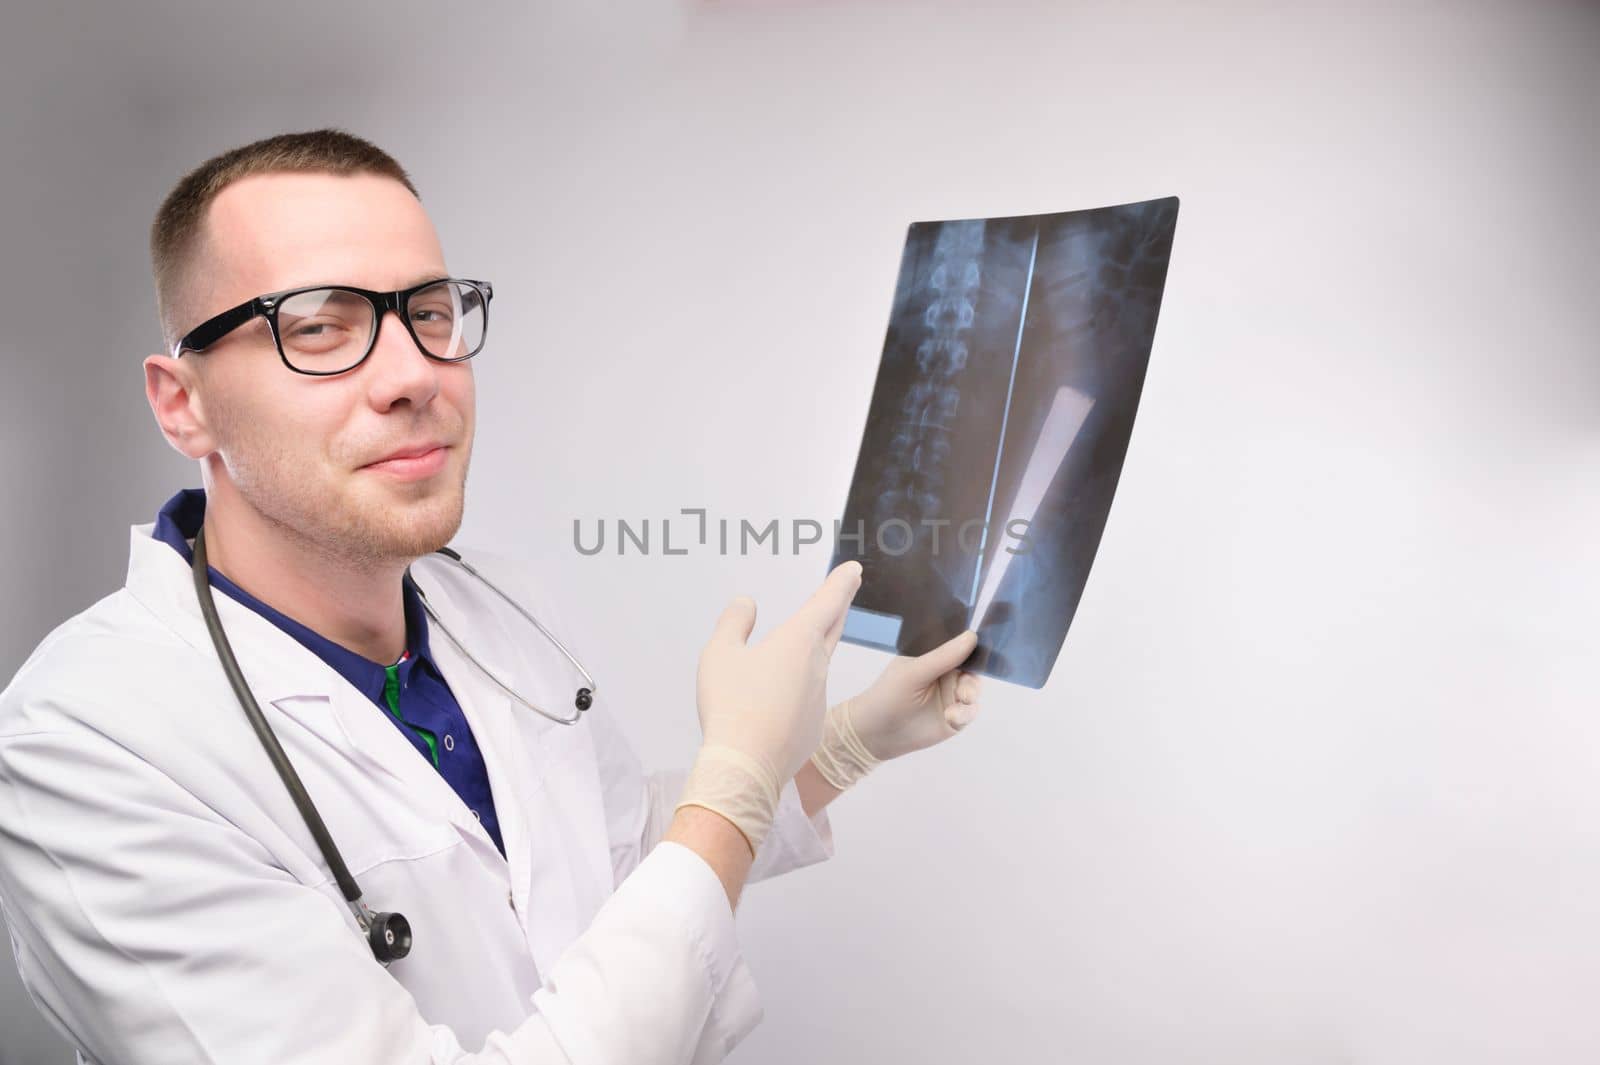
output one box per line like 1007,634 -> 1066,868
363,440 -> 448,465
360,444 -> 449,479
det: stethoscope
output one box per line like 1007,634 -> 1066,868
190,526 -> 595,964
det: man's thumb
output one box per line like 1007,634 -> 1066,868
711,595 -> 758,647
912,629 -> 979,682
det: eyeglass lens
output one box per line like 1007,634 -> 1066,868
276,281 -> 487,373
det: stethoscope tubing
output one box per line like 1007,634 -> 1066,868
412,546 -> 595,727
191,530 -> 594,963
192,526 -> 367,906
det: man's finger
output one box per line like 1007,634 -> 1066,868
945,699 -> 980,731
798,560 -> 863,642
822,589 -> 853,654
955,671 -> 982,705
710,595 -> 758,647
820,579 -> 859,655
911,629 -> 979,684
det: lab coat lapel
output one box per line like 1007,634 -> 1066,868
423,631 -> 554,934
510,704 -> 612,979
125,521 -> 349,714
124,522 -> 503,861
128,523 -> 605,977
273,682 -> 504,861
414,571 -> 583,976
411,557 -> 611,977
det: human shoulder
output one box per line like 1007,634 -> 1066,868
0,587 -> 201,739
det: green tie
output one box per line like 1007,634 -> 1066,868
383,661 -> 439,767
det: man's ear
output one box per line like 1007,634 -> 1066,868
143,353 -> 215,459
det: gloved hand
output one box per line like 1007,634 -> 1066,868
675,561 -> 863,855
808,629 -> 983,792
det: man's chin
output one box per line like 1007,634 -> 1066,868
344,481 -> 466,561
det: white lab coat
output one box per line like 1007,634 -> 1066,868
0,522 -> 835,1064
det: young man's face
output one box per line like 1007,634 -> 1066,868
178,170 -> 474,566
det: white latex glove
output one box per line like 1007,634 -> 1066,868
675,560 -> 863,855
808,629 -> 983,792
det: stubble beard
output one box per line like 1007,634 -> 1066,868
217,408 -> 472,574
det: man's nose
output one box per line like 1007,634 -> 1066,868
363,309 -> 440,409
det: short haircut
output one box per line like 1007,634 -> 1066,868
149,128 -> 419,348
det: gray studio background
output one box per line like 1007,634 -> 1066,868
1,2 -> 1596,1063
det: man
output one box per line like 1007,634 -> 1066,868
0,129 -> 982,1064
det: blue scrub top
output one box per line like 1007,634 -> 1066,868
153,488 -> 507,859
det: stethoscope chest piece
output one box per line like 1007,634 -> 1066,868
366,908 -> 412,964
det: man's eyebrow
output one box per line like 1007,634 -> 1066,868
299,274 -> 450,292
271,274 -> 450,294
398,272 -> 451,290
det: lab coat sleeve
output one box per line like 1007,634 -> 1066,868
587,704 -> 836,890
0,724 -> 760,1065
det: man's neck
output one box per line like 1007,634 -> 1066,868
198,483 -> 409,665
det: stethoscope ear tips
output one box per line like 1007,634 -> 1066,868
368,910 -> 413,963
575,688 -> 593,712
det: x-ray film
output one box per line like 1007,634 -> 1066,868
830,196 -> 1180,688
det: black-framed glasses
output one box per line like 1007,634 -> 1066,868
171,277 -> 494,376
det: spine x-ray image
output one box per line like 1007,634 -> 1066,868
830,197 -> 1180,688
